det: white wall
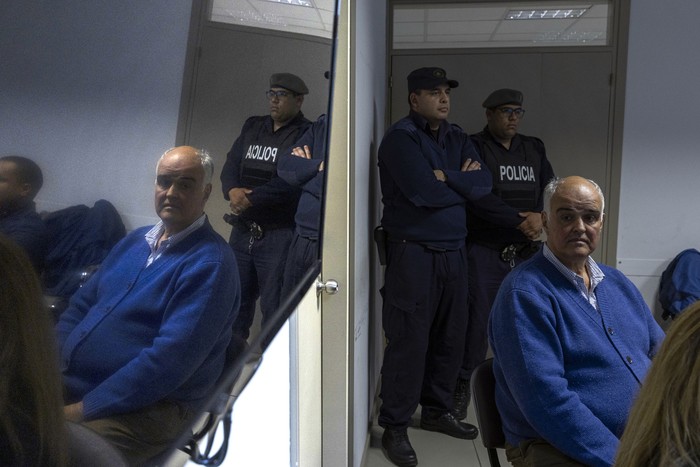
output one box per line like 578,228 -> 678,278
616,0 -> 700,323
352,1 -> 387,464
224,323 -> 291,466
0,0 -> 193,229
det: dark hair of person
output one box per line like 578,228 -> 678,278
0,155 -> 44,198
0,234 -> 67,466
616,302 -> 700,467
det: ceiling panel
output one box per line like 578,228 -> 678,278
211,0 -> 335,38
393,1 -> 610,49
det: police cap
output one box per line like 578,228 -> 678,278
482,88 -> 523,108
270,73 -> 309,95
407,67 -> 459,93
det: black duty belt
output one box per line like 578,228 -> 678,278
386,236 -> 450,252
223,213 -> 288,240
471,239 -> 542,266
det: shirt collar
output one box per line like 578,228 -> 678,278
0,201 -> 35,219
409,110 -> 450,141
145,213 -> 207,252
267,111 -> 305,132
483,125 -> 521,150
543,243 -> 605,291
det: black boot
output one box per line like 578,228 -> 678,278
420,408 -> 478,440
452,377 -> 471,420
381,427 -> 418,467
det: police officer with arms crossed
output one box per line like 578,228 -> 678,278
377,67 -> 492,467
220,73 -> 311,351
277,114 -> 327,304
452,89 -> 555,421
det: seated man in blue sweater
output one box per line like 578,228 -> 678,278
57,146 -> 240,464
489,176 -> 664,467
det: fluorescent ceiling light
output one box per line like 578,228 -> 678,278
261,0 -> 314,6
507,8 -> 588,20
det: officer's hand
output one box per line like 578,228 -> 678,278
517,211 -> 543,240
433,169 -> 446,182
229,187 -> 253,215
291,145 -> 313,159
461,158 -> 481,172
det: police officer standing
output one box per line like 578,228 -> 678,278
220,73 -> 311,351
277,114 -> 327,304
452,89 -> 555,420
377,67 -> 492,467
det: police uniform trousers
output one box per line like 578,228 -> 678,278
378,241 -> 469,429
460,242 -> 527,380
280,232 -> 318,310
230,226 -> 293,343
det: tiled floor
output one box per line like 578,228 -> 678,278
364,408 -> 509,467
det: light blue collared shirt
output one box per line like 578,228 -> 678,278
543,243 -> 605,310
144,214 -> 207,267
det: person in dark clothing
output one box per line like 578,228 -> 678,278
0,155 -> 49,271
377,67 -> 492,467
452,88 -> 555,421
220,73 -> 311,351
277,114 -> 327,305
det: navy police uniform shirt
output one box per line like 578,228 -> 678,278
378,111 -> 492,251
277,115 -> 327,239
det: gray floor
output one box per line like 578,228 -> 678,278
364,408 -> 509,467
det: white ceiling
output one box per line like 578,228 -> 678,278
393,2 -> 610,49
211,0 -> 336,38
208,1 -> 609,47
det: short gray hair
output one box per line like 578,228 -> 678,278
543,177 -> 605,215
193,148 -> 214,185
158,147 -> 214,185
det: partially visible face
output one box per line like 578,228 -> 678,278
410,84 -> 451,127
154,147 -> 211,235
268,87 -> 303,125
0,161 -> 30,211
486,104 -> 523,143
543,178 -> 604,270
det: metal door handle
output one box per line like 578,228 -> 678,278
316,279 -> 340,295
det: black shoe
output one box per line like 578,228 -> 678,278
452,377 -> 471,420
420,410 -> 478,440
381,428 -> 418,467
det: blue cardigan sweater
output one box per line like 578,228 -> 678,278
56,220 -> 240,420
488,251 -> 664,466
